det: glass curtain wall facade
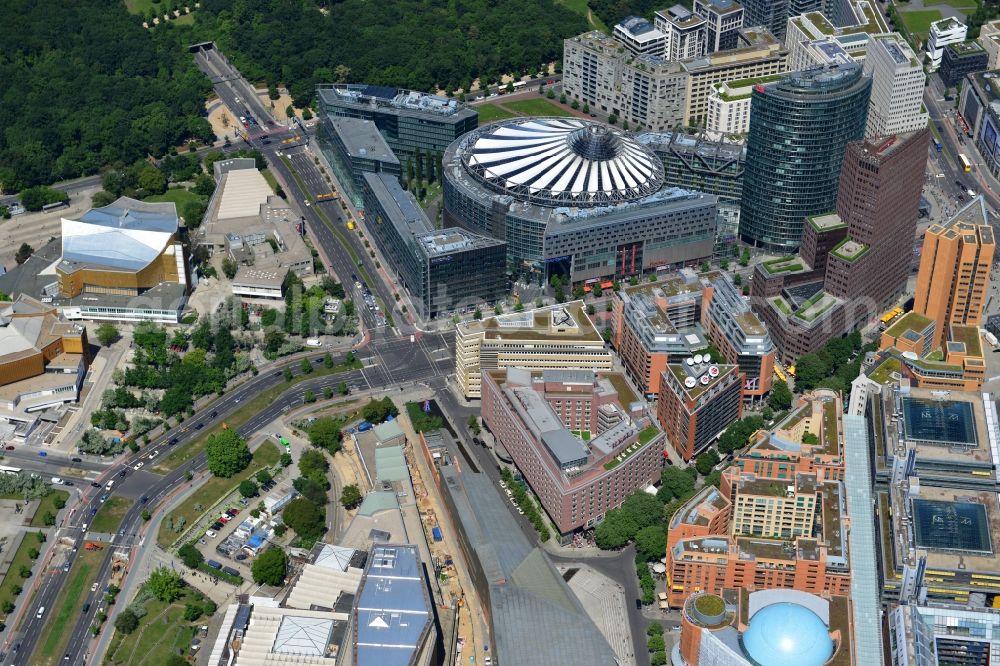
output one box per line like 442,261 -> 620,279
739,63 -> 871,252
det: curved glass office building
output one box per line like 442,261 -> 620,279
739,63 -> 871,252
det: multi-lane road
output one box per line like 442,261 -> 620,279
10,321 -> 455,664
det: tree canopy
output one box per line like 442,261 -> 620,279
251,548 -> 288,586
196,0 -> 587,106
205,430 -> 252,478
308,417 -> 344,454
147,567 -> 184,603
178,543 -> 204,569
0,0 -> 212,191
282,497 -> 326,543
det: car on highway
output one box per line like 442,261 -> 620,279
5,445 -> 14,451
63,563 -> 70,572
140,495 -> 148,504
100,494 -> 108,503
211,411 -> 218,418
64,481 -> 74,486
149,450 -> 159,459
71,457 -> 82,462
118,529 -> 125,537
118,469 -> 127,477
133,462 -> 144,471
169,438 -> 179,445
90,482 -> 101,488
38,451 -> 47,457
90,508 -> 97,516
195,423 -> 204,430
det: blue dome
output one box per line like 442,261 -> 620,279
742,602 -> 833,666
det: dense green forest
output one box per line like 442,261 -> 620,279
0,0 -> 213,191
198,0 -> 587,104
1,0 -> 587,191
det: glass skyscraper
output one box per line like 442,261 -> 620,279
739,63 -> 871,252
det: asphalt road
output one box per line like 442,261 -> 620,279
11,317 -> 453,665
924,79 -> 1000,213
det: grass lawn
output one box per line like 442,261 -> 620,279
898,9 -> 944,37
91,497 -> 131,534
158,441 -> 280,548
125,0 -> 156,13
930,0 -> 976,9
477,103 -> 516,124
503,98 -> 575,117
30,490 -> 69,528
103,589 -> 200,666
154,358 -> 360,473
557,0 -> 609,31
33,545 -> 105,666
143,187 -> 205,210
261,168 -> 279,194
0,531 -> 45,620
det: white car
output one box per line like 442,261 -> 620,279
90,583 -> 98,593
206,529 -> 217,538
133,462 -> 144,471
148,450 -> 159,459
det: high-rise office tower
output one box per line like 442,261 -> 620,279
863,34 -> 928,139
740,0 -> 821,39
654,5 -> 708,61
693,0 -> 745,52
739,62 -> 871,251
913,197 -> 995,349
824,129 -> 930,310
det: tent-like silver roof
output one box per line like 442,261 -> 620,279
460,118 -> 663,207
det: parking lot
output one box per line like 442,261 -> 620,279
190,468 -> 296,582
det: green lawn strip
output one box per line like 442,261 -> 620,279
158,441 -> 280,548
898,9 -> 943,37
102,592 -> 199,666
477,103 -> 516,124
503,98 -> 575,117
143,188 -> 204,209
125,0 -> 155,13
153,358 -> 361,473
29,490 -> 70,528
0,531 -> 45,622
261,169 -> 280,194
33,546 -> 105,665
90,497 -> 131,533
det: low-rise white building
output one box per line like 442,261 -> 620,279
705,74 -> 782,135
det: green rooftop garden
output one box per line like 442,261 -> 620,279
694,594 -> 725,617
726,73 -> 785,89
950,325 -> 983,357
793,292 -> 837,322
830,239 -> 870,263
884,311 -> 933,339
761,256 -> 805,274
773,297 -> 791,315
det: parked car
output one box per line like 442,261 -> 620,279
206,530 -> 217,538
71,457 -> 82,463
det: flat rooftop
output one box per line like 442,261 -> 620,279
354,544 -> 432,666
327,116 -> 399,164
463,301 -> 603,343
667,361 -> 737,400
902,395 -> 978,448
908,485 -> 1000,572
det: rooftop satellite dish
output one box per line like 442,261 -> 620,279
708,365 -> 720,377
694,354 -> 704,364
684,376 -> 697,388
686,357 -> 695,366
700,375 -> 711,385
